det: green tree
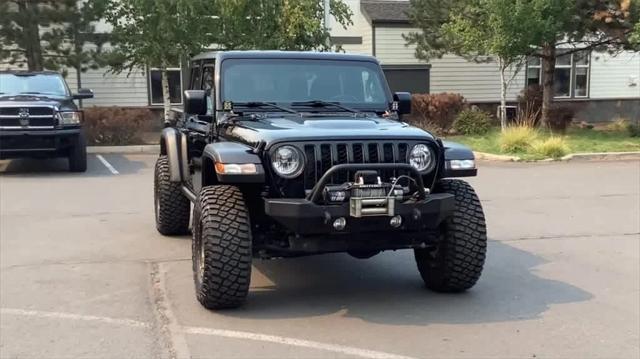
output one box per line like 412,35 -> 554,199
0,0 -> 107,76
212,0 -> 353,51
406,0 -> 639,127
104,0 -> 215,120
430,0 -> 544,130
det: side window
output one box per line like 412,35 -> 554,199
190,65 -> 202,90
201,66 -> 214,91
201,66 -> 215,114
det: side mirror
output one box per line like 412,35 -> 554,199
392,92 -> 412,115
184,90 -> 206,115
73,88 -> 94,100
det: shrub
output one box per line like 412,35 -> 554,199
499,125 -> 538,153
83,107 -> 154,145
531,137 -> 570,159
606,117 -> 634,133
516,85 -> 543,127
453,109 -> 492,135
408,93 -> 466,134
547,104 -> 575,133
627,122 -> 640,137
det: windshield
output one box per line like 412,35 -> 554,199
221,59 -> 390,111
0,73 -> 69,96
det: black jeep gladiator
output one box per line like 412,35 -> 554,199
0,71 -> 93,172
155,51 -> 487,309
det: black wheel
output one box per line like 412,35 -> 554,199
68,133 -> 87,172
154,155 -> 190,235
414,179 -> 487,292
193,185 -> 252,309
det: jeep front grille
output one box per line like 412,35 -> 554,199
300,141 -> 413,190
0,106 -> 57,129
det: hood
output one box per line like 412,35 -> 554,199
221,114 -> 435,147
0,94 -> 76,111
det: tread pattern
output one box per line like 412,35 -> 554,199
154,156 -> 190,235
68,133 -> 87,172
193,185 -> 252,309
415,179 -> 487,292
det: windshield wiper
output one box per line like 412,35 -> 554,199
233,101 -> 297,114
291,100 -> 360,113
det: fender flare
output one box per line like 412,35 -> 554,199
441,141 -> 477,178
202,142 -> 265,184
160,127 -> 183,182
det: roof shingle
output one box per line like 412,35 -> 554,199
361,0 -> 411,24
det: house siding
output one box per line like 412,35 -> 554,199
65,68 -> 149,107
429,55 -> 526,102
589,51 -> 640,99
331,0 -> 372,55
372,26 -> 420,64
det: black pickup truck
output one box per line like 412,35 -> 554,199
0,71 -> 94,172
155,51 -> 487,309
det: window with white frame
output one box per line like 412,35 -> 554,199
149,68 -> 183,105
525,50 -> 590,98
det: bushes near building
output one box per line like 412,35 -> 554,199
453,109 -> 492,135
83,107 -> 155,145
408,93 -> 466,134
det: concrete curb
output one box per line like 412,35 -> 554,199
473,151 -> 520,162
475,151 -> 640,162
87,145 -> 160,154
561,151 -> 640,161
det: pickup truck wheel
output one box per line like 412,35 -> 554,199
193,185 -> 252,309
68,133 -> 87,172
154,155 -> 190,235
414,179 -> 487,292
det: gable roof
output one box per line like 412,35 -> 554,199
361,0 -> 411,24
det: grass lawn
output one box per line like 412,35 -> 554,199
447,127 -> 640,159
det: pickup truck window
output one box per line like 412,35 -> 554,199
0,73 -> 69,96
220,59 -> 390,111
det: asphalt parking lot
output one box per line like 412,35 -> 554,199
0,154 -> 638,359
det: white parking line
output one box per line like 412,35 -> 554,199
0,308 -> 150,328
1,306 -> 417,359
96,154 -> 119,175
183,326 -> 418,359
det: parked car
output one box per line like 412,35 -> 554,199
155,51 -> 487,309
0,71 -> 93,172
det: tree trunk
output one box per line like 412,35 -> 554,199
74,25 -> 83,108
540,43 -> 556,128
161,68 -> 172,122
19,0 -> 44,70
498,60 -> 508,131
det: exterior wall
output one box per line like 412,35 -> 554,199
331,0 -> 372,55
589,51 -> 640,99
65,68 -> 149,107
372,26 -> 421,65
429,55 -> 526,103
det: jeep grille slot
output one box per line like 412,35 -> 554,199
301,142 -> 413,190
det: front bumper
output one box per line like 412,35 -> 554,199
0,128 -> 81,158
264,193 -> 455,236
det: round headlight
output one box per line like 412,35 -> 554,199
409,144 -> 435,172
271,145 -> 304,178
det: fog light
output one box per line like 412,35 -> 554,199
390,215 -> 402,228
333,217 -> 347,231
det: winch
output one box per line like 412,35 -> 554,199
322,170 -> 410,217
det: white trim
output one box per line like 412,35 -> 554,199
148,67 -> 183,106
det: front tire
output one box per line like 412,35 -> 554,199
154,155 -> 190,235
414,179 -> 487,292
68,133 -> 87,172
193,185 -> 252,309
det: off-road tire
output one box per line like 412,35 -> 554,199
68,133 -> 87,172
154,155 -> 190,235
414,179 -> 487,292
193,185 -> 252,309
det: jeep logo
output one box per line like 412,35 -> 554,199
18,108 -> 29,127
